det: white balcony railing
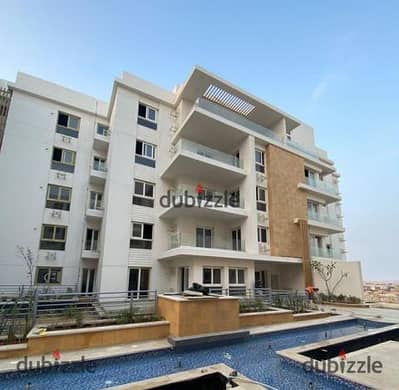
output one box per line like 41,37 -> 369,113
305,177 -> 338,196
168,232 -> 245,252
178,138 -> 244,169
310,246 -> 341,259
307,210 -> 341,227
197,98 -> 327,161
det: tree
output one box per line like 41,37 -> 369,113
16,246 -> 35,287
311,260 -> 348,299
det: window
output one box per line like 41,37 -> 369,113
36,267 -> 62,284
128,268 -> 150,298
137,103 -> 158,130
89,191 -> 103,210
40,224 -> 67,250
135,140 -> 156,167
257,226 -> 267,243
85,228 -> 99,251
93,156 -> 106,172
196,227 -> 212,248
256,186 -> 267,212
46,184 -> 72,210
97,124 -> 109,136
133,180 -> 155,208
307,200 -> 319,218
51,147 -> 76,173
56,112 -> 80,138
130,222 -> 153,249
229,268 -> 245,285
202,267 -> 221,285
255,149 -> 265,173
231,228 -> 242,251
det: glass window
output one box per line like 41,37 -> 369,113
68,116 -> 79,130
138,103 -> 157,122
136,140 -> 143,155
238,269 -> 245,284
213,268 -> 221,284
52,147 -> 62,162
57,113 -> 68,127
255,149 -> 265,173
43,225 -> 54,239
48,185 -> 59,200
143,224 -> 153,240
132,223 -> 142,238
138,104 -> 147,118
257,226 -> 267,243
36,267 -> 62,284
203,268 -> 212,284
97,124 -> 109,136
134,181 -> 144,195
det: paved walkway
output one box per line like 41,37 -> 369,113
319,304 -> 399,323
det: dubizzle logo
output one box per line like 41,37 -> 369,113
159,183 -> 240,208
16,349 -> 96,373
303,351 -> 383,375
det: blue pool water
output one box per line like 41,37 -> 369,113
0,319 -> 388,390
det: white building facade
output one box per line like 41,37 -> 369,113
0,67 -> 364,297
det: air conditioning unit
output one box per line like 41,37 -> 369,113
169,145 -> 177,155
62,136 -> 72,144
169,125 -> 178,133
257,213 -> 267,223
256,172 -> 266,184
56,172 -> 67,180
45,252 -> 57,261
51,210 -> 62,218
170,110 -> 179,119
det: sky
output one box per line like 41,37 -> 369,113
0,0 -> 398,281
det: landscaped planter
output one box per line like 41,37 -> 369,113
0,343 -> 28,359
239,308 -> 293,328
27,320 -> 170,355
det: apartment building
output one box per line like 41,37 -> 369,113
0,67 -> 363,297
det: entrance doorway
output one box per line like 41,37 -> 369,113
81,268 -> 95,294
255,270 -> 268,288
178,267 -> 189,292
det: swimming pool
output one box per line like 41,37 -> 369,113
0,319 -> 388,390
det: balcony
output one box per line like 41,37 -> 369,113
86,205 -> 104,220
159,232 -> 252,262
159,186 -> 247,221
90,164 -> 107,185
310,246 -> 342,260
81,248 -> 100,259
174,98 -> 334,173
298,177 -> 341,204
307,211 -> 345,234
93,128 -> 111,151
161,138 -> 246,186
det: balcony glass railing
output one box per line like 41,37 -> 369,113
168,232 -> 245,251
310,246 -> 341,259
169,186 -> 245,208
179,138 -> 243,169
307,210 -> 341,227
197,98 -> 325,161
305,177 -> 338,195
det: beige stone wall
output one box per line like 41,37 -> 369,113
266,144 -> 307,258
239,310 -> 293,327
27,321 -> 170,355
157,295 -> 240,337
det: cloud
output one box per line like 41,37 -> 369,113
310,79 -> 328,103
